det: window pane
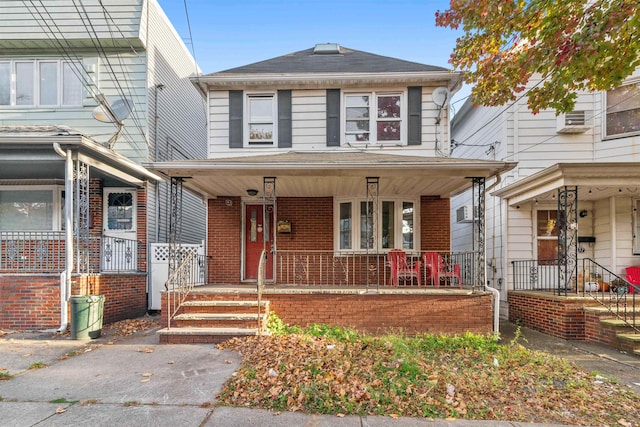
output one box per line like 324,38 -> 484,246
377,121 -> 401,141
16,62 -> 34,105
107,192 -> 134,230
360,201 -> 374,249
248,96 -> 273,121
0,190 -> 53,231
537,210 -> 558,237
606,84 -> 640,136
0,62 -> 9,105
377,95 -> 400,118
339,202 -> 352,250
62,62 -> 82,106
346,95 -> 369,108
39,62 -> 58,105
249,124 -> 273,143
382,201 -> 394,249
402,202 -> 414,250
345,132 -> 369,142
346,106 -> 369,120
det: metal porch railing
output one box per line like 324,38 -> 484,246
511,259 -> 562,292
272,250 -> 481,288
0,231 -> 142,274
165,251 -> 208,329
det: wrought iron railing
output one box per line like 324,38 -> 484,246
511,259 -> 562,292
272,250 -> 481,288
581,258 -> 638,332
165,251 -> 208,329
0,231 -> 142,274
0,231 -> 66,273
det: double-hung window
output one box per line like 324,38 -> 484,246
0,187 -> 64,231
247,93 -> 275,145
0,59 -> 82,107
605,81 -> 640,138
336,197 -> 417,252
344,91 -> 404,144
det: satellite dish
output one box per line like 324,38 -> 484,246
432,87 -> 451,108
92,97 -> 133,123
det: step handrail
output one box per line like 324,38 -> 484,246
257,250 -> 268,334
165,250 -> 199,329
582,258 -> 638,333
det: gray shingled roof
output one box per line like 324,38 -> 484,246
210,45 -> 448,75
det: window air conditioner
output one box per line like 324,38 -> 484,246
456,205 -> 476,223
556,110 -> 592,134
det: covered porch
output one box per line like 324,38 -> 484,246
493,163 -> 640,354
148,152 -> 516,341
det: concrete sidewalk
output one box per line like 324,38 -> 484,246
1,319 -> 637,427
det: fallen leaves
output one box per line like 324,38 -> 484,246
217,333 -> 640,426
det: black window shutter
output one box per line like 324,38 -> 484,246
408,86 -> 422,145
326,89 -> 340,146
278,90 -> 292,148
229,90 -> 243,148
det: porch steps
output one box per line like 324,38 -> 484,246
584,306 -> 640,357
158,299 -> 270,344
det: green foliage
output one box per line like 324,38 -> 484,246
266,312 -> 302,335
304,323 -> 360,342
436,0 -> 640,113
0,371 -> 13,380
28,362 -> 47,370
50,398 -> 78,404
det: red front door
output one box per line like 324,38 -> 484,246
244,204 -> 274,280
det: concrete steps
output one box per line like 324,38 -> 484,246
159,299 -> 270,344
585,306 -> 640,357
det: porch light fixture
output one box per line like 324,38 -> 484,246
246,189 -> 258,196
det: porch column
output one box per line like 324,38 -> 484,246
168,177 -> 184,275
263,177 -> 276,254
366,177 -> 379,291
73,159 -> 90,274
472,177 -> 486,289
557,186 -> 578,296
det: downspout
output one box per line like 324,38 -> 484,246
484,174 -> 503,339
53,143 -> 73,332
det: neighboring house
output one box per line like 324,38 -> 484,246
0,0 -> 206,330
148,44 -> 517,343
451,70 -> 640,351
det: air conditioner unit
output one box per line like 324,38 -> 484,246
556,110 -> 592,134
456,205 -> 476,223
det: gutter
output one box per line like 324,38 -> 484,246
53,143 -> 73,332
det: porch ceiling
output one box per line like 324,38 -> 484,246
145,152 -> 517,198
493,162 -> 640,206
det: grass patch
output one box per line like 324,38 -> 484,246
0,371 -> 13,380
123,401 -> 141,407
28,362 -> 47,370
50,398 -> 78,404
218,323 -> 640,426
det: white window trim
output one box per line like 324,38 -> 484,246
0,185 -> 65,232
0,59 -> 83,108
244,91 -> 277,147
341,89 -> 407,146
334,196 -> 419,253
603,78 -> 640,140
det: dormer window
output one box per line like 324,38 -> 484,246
343,91 -> 405,145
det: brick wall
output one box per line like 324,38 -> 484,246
508,291 -> 589,340
208,196 -> 451,284
0,273 -> 147,330
0,276 -> 61,329
421,196 -> 451,251
161,291 -> 493,336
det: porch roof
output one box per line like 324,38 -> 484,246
145,151 -> 516,198
0,125 -> 163,186
493,162 -> 640,206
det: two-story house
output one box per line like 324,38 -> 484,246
0,0 -> 206,331
149,44 -> 516,343
451,70 -> 640,352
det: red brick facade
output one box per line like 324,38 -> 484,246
161,290 -> 493,336
0,182 -> 149,330
207,196 -> 451,284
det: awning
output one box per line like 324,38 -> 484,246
145,151 -> 517,198
493,162 -> 640,206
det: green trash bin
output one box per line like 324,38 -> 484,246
70,295 -> 105,340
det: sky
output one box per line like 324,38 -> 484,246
156,0 -> 471,112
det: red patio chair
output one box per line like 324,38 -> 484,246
624,266 -> 639,294
387,249 -> 421,287
423,251 -> 461,288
